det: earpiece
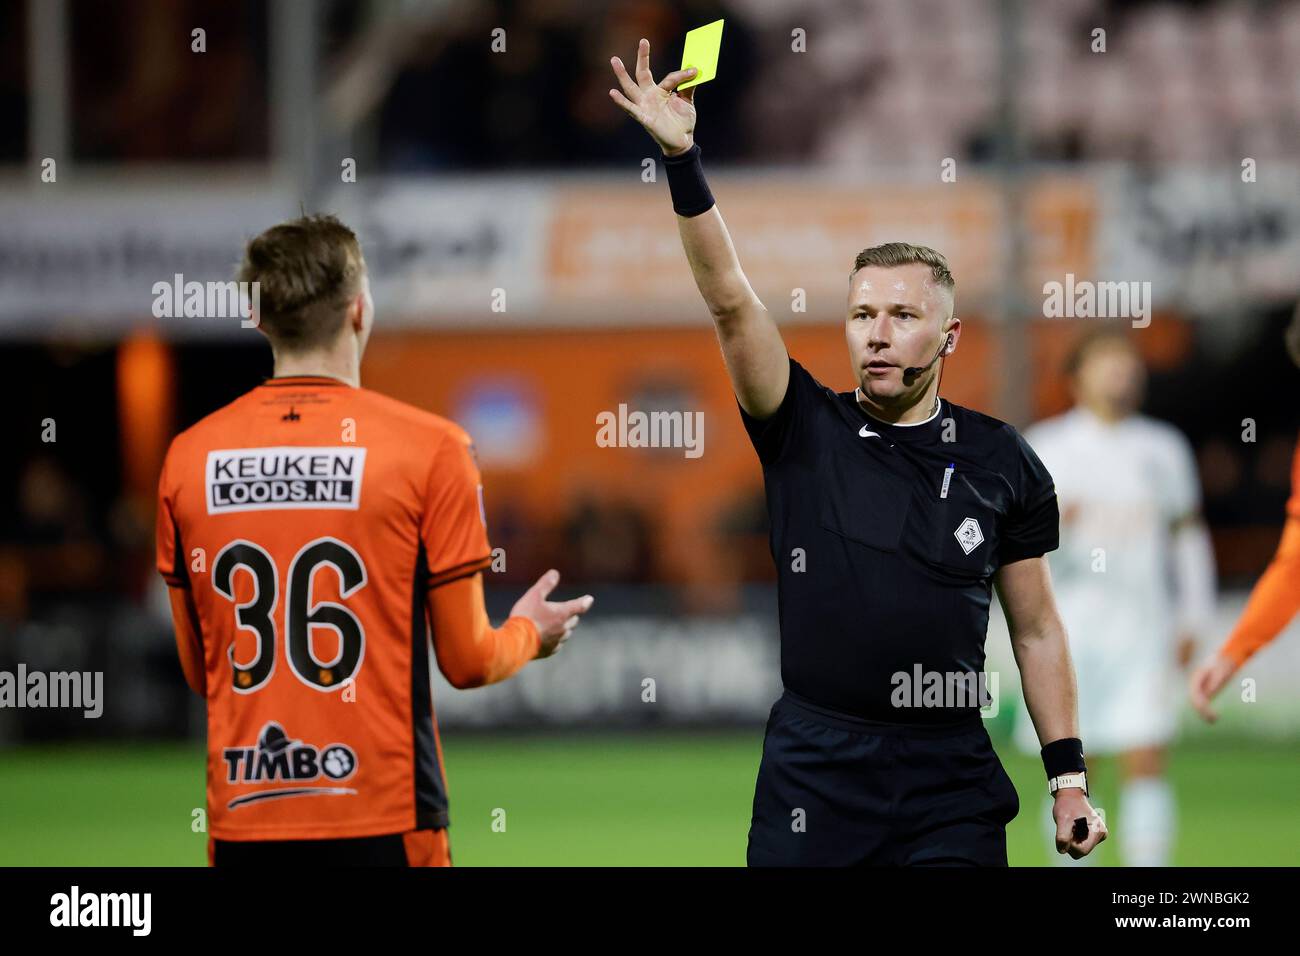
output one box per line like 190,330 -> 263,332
904,334 -> 954,379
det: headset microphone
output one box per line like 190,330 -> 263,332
902,334 -> 953,380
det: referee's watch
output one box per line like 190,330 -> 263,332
1048,771 -> 1088,796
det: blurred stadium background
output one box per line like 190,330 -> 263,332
1,0 -> 1298,866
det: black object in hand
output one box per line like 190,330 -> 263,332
1072,817 -> 1089,842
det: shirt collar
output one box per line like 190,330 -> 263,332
261,374 -> 353,387
854,386 -> 944,428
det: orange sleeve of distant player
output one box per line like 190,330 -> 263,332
426,572 -> 540,689
1218,515 -> 1300,668
155,446 -> 188,588
168,587 -> 207,696
420,428 -> 493,587
156,447 -> 205,695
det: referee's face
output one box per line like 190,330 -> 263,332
845,263 -> 954,404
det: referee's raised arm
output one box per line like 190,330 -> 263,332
609,38 -> 789,420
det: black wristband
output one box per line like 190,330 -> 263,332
663,143 -> 715,217
1041,737 -> 1086,779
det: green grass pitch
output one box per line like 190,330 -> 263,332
1,733 -> 1296,866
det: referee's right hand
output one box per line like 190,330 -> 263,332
511,569 -> 594,659
609,38 -> 699,157
1053,788 -> 1108,859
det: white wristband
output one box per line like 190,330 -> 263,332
1048,771 -> 1088,796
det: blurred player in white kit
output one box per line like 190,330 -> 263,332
1013,329 -> 1216,866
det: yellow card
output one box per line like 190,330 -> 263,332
677,19 -> 724,91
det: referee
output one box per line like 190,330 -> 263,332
611,40 -> 1108,865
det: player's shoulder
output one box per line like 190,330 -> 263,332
1128,413 -> 1193,458
1021,409 -> 1077,448
162,389 -> 258,474
160,385 -> 475,486
350,388 -> 480,478
353,387 -> 472,447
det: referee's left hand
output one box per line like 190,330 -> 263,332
1052,789 -> 1107,859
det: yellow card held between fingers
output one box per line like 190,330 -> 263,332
677,19 -> 724,91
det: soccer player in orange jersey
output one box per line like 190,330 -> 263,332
156,215 -> 594,866
1190,307 -> 1300,722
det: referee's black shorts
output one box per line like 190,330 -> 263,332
747,691 -> 1020,866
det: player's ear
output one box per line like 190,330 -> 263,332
348,292 -> 367,334
351,272 -> 374,336
944,317 -> 960,354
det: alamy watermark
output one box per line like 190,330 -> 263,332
596,404 -> 704,459
151,273 -> 259,327
50,886 -> 150,936
0,665 -> 103,718
891,665 -> 999,717
1042,273 -> 1151,328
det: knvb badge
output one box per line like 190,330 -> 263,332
954,516 -> 984,555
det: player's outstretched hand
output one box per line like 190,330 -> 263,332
1052,789 -> 1108,859
512,569 -> 594,659
609,38 -> 699,156
1189,653 -> 1238,723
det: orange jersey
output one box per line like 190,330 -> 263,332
1290,435 -> 1300,520
1218,435 -> 1300,667
156,375 -> 494,841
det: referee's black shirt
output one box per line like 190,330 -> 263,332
740,357 -> 1059,724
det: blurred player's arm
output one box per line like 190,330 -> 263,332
166,586 -> 205,697
1191,515 -> 1300,720
1171,513 -> 1216,667
1164,429 -> 1217,667
426,569 -> 592,689
157,451 -> 204,696
1191,315 -> 1300,719
1221,517 -> 1300,665
609,39 -> 788,419
1213,434 -> 1300,670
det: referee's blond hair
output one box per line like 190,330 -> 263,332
850,243 -> 954,294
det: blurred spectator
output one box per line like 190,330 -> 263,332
374,0 -> 757,169
0,1 -> 26,161
41,0 -> 1299,169
716,486 -> 773,584
7,457 -> 109,614
70,0 -> 267,161
562,494 -> 655,584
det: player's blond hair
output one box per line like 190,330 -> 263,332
850,242 -> 955,294
238,214 -> 365,353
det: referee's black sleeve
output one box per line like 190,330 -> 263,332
736,356 -> 817,466
996,429 -> 1060,565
